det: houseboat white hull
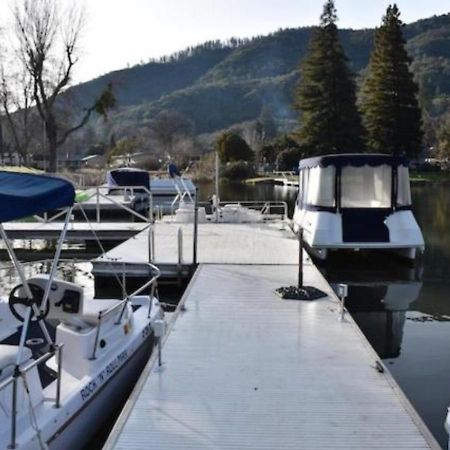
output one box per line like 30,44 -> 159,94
293,208 -> 424,260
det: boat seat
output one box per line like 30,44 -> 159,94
80,298 -> 123,326
0,345 -> 32,382
19,276 -> 123,329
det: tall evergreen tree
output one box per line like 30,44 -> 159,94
360,4 -> 423,157
294,0 -> 363,154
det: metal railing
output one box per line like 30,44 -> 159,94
90,262 -> 160,360
33,185 -> 155,224
195,200 -> 289,221
0,344 -> 64,449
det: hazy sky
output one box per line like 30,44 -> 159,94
2,0 -> 449,84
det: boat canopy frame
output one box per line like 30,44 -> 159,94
0,171 -> 76,366
297,154 -> 411,214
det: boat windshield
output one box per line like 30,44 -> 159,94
341,165 -> 392,208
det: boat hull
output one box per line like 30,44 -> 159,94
48,333 -> 155,450
293,208 -> 424,261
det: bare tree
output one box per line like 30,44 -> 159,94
12,0 -> 115,172
147,110 -> 194,158
0,65 -> 38,165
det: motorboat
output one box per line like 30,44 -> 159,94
0,171 -> 164,450
293,154 -> 425,260
106,167 -> 196,215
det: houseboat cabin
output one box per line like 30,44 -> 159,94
293,154 -> 424,260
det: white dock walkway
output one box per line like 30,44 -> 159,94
105,261 -> 438,449
92,222 -> 297,276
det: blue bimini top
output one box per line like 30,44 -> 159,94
0,171 -> 75,222
108,168 -> 150,189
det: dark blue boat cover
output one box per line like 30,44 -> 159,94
0,171 -> 75,222
299,153 -> 408,169
108,168 -> 150,188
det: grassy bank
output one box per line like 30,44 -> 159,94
410,171 -> 450,184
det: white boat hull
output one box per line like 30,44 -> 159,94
49,333 -> 154,450
293,208 -> 425,261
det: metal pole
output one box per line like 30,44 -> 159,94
193,187 -> 199,265
55,345 -> 63,408
178,227 -> 183,264
215,150 -> 220,223
96,187 -> 100,223
298,228 -> 303,287
158,338 -> 162,367
122,262 -> 127,299
149,192 -> 153,223
40,207 -> 73,315
10,375 -> 18,449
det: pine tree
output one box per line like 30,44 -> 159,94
294,0 -> 363,155
360,4 -> 423,157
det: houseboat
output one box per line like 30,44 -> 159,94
293,154 -> 424,260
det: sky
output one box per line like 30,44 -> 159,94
2,0 -> 449,84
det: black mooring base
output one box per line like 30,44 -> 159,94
275,285 -> 327,301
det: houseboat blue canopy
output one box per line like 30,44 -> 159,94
0,171 -> 75,222
299,154 -> 409,170
107,168 -> 150,189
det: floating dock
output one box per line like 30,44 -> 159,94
103,221 -> 439,449
2,222 -> 148,241
92,222 -> 294,279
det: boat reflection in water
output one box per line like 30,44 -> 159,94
319,252 -> 423,359
333,281 -> 422,359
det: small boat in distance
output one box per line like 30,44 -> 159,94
293,153 -> 425,260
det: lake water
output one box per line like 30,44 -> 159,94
200,180 -> 450,448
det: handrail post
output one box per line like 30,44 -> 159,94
55,345 -> 63,408
149,192 -> 153,223
96,187 -> 100,223
178,227 -> 183,265
91,316 -> 102,360
10,374 -> 18,449
121,262 -> 127,299
148,225 -> 154,263
193,187 -> 199,265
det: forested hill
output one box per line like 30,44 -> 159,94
73,13 -> 450,145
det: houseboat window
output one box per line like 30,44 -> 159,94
341,165 -> 392,208
305,166 -> 335,207
397,166 -> 412,206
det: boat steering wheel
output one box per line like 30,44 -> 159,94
8,283 -> 49,322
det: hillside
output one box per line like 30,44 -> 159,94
70,13 -> 450,154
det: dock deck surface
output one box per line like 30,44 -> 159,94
93,222 -> 297,273
105,223 -> 438,449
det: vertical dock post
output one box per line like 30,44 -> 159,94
148,225 -> 154,263
193,187 -> 199,266
298,228 -> 303,287
96,187 -> 100,223
149,192 -> 153,223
